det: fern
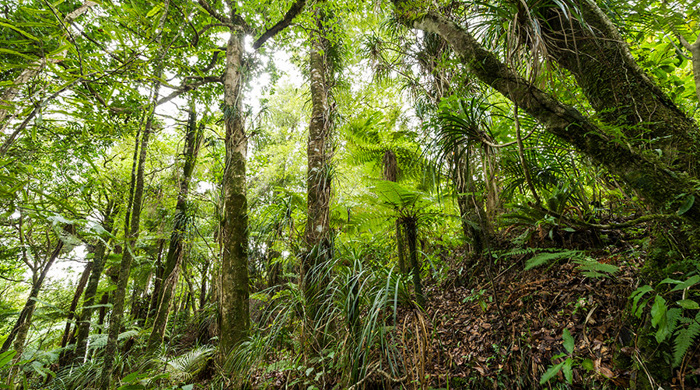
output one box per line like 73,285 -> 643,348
525,250 -> 579,270
574,259 -> 619,278
673,312 -> 700,366
523,249 -> 618,277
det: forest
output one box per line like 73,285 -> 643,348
1,0 -> 700,388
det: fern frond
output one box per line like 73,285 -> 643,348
673,312 -> 700,367
524,250 -> 579,270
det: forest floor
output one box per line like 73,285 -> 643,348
233,239 -> 700,389
419,255 -> 635,389
408,248 -> 700,390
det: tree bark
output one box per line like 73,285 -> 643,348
383,150 -> 408,273
454,146 -> 486,256
146,238 -> 166,324
535,0 -> 700,173
148,101 -> 203,351
403,216 -> 424,307
0,225 -> 74,354
219,28 -> 250,355
73,202 -> 117,364
392,4 -> 700,226
57,260 -> 93,366
302,3 -> 334,354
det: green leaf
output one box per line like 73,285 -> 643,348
0,350 -> 16,369
677,194 -> 695,215
146,2 -> 164,17
0,48 -> 36,60
121,372 -> 149,383
651,295 -> 667,327
677,299 -> 700,310
671,275 -> 700,292
0,22 -> 41,41
562,328 -> 574,355
540,361 -> 565,384
181,385 -> 194,390
562,358 -> 573,384
582,358 -> 594,371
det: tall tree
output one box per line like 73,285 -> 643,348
212,0 -> 307,355
147,100 -> 203,351
100,1 -> 171,385
0,222 -> 76,354
72,199 -> 118,364
303,0 -> 335,278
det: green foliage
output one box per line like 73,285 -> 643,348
521,248 -> 619,278
631,275 -> 700,366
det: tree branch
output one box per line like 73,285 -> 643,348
197,0 -> 230,24
252,0 -> 307,50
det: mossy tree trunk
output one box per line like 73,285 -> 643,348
535,0 -> 700,173
57,260 -> 93,365
148,100 -> 203,352
73,201 -> 117,364
219,28 -> 250,355
392,3 -> 700,227
303,1 -> 334,354
383,150 -> 409,273
402,216 -> 424,307
454,146 -> 487,256
99,1 -> 170,380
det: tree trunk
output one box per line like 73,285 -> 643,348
148,104 -> 203,351
73,202 -> 117,364
403,216 -> 424,307
199,260 -> 209,311
219,28 -> 250,355
392,5 -> 700,226
383,150 -> 409,273
57,260 -> 93,365
455,146 -> 486,256
146,238 -> 166,324
302,3 -> 334,354
0,226 -> 74,354
536,0 -> 700,173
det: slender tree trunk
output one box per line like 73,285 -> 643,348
148,103 -> 203,351
146,238 -> 166,324
455,146 -> 487,256
199,260 -> 209,311
0,225 -> 74,353
219,28 -> 250,355
73,202 -> 116,364
514,105 -> 541,205
403,216 -> 424,307
57,260 -> 93,365
302,3 -> 334,355
482,146 -> 500,220
383,150 -> 408,273
100,2 -> 170,380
